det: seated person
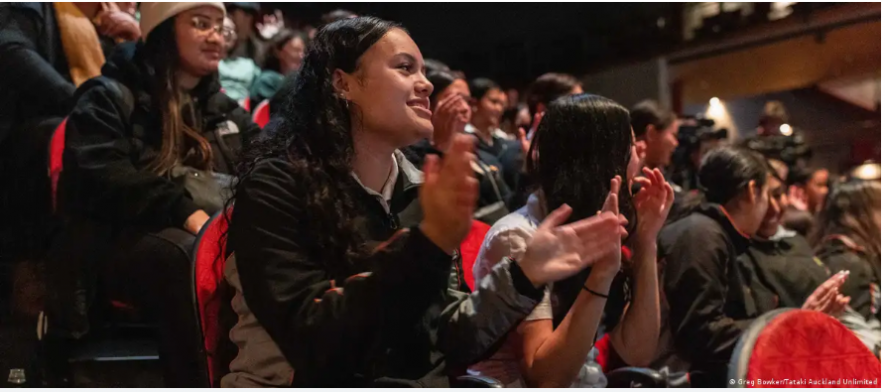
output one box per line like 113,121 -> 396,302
218,15 -> 260,104
811,180 -> 881,321
742,160 -> 831,308
0,2 -> 139,255
403,68 -> 513,224
659,147 -> 848,387
46,2 -> 258,386
223,16 -> 612,387
471,94 -> 673,387
249,29 -> 309,108
466,78 -> 526,194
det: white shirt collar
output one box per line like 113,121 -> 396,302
351,154 -> 399,213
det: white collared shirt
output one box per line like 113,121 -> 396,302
351,154 -> 399,214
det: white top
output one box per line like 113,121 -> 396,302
468,193 -> 607,388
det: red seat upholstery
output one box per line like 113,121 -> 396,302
252,99 -> 270,129
460,220 -> 491,291
192,209 -> 231,387
241,97 -> 250,112
49,118 -> 68,212
730,309 -> 880,388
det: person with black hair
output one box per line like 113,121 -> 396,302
320,8 -> 358,28
401,68 -> 513,225
741,160 -> 832,309
466,77 -> 526,198
249,29 -> 309,107
45,3 -> 259,386
524,72 -> 583,137
811,180 -> 881,321
223,16 -> 615,387
630,100 -> 679,171
659,147 -> 848,387
225,2 -> 268,67
471,94 -> 672,387
465,78 -> 508,153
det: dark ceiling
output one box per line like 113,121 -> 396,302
272,3 -> 682,89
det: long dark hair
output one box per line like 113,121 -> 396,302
526,94 -> 636,327
810,180 -> 881,258
527,94 -> 635,229
141,19 -> 214,174
229,17 -> 402,278
263,29 -> 310,74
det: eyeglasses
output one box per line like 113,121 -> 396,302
190,16 -> 236,41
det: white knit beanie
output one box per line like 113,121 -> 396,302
139,2 -> 226,41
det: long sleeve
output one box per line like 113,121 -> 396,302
0,6 -> 76,115
440,258 -> 544,366
62,80 -> 200,228
230,159 -> 455,386
662,221 -> 752,366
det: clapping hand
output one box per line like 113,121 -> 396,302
420,135 -> 479,254
632,168 -> 675,245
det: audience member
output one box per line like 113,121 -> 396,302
658,146 -> 847,387
500,103 -> 531,140
249,29 -> 309,107
524,72 -> 583,137
0,2 -> 141,255
471,94 -> 672,387
219,15 -> 260,103
225,2 -> 268,67
741,160 -> 830,308
45,2 -> 258,386
466,77 -> 509,152
466,77 -> 525,198
401,68 -> 513,224
811,180 -> 881,321
630,100 -> 679,171
223,16 -> 606,387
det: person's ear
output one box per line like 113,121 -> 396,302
332,69 -> 354,100
746,179 -> 758,205
635,140 -> 648,161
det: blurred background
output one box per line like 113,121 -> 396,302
276,2 -> 880,173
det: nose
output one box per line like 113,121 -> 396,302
415,72 -> 433,98
206,28 -> 223,44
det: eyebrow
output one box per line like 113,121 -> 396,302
193,13 -> 224,23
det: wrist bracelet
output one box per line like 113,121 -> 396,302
583,285 -> 609,299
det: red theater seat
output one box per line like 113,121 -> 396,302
192,209 -> 232,387
729,309 -> 880,388
460,220 -> 491,291
252,99 -> 270,129
49,118 -> 68,212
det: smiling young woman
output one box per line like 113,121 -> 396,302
46,2 -> 259,387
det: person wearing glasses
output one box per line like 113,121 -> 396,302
45,2 -> 258,387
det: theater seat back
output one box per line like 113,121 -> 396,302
729,309 -> 879,388
252,100 -> 270,129
192,209 -> 233,387
49,118 -> 68,212
460,220 -> 491,291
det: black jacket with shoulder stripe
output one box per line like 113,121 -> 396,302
226,151 -> 544,387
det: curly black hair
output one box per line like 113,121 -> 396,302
225,16 -> 402,278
